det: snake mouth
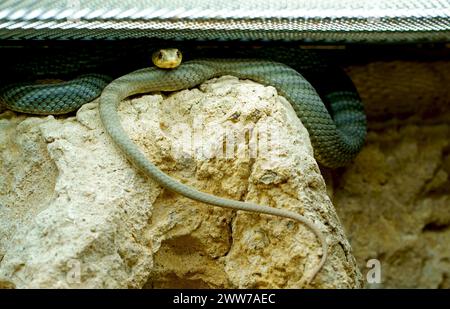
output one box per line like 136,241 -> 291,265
156,60 -> 182,69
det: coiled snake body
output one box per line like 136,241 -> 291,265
0,47 -> 367,284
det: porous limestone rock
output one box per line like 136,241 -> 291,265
0,76 -> 362,288
333,61 -> 450,288
334,124 -> 450,288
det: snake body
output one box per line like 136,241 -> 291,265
0,74 -> 111,114
0,49 -> 367,284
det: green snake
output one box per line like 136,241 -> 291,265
0,47 -> 367,284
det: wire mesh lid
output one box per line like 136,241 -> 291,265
0,0 -> 449,42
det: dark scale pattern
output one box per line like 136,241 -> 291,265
0,74 -> 111,114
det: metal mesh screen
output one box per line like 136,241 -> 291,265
0,0 -> 449,42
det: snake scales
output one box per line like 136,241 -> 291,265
0,46 -> 366,284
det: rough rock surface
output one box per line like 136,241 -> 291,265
0,76 -> 362,288
333,61 -> 450,288
347,61 -> 450,122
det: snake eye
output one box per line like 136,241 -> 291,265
176,50 -> 181,57
158,52 -> 163,60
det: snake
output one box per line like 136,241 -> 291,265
0,46 -> 367,285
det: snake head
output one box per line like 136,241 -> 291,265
152,48 -> 182,69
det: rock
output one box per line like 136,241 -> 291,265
346,61 -> 450,121
334,61 -> 450,288
0,76 -> 362,288
334,124 -> 450,288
